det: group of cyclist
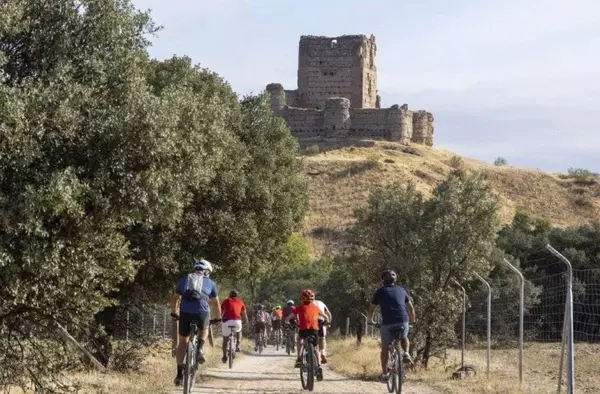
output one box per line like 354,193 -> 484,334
170,258 -> 415,387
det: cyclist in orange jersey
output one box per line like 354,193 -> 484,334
285,289 -> 329,380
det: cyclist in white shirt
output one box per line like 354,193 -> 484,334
313,299 -> 332,364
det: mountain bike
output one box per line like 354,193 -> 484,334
182,319 -> 220,394
274,325 -> 282,351
284,323 -> 296,355
299,333 -> 322,391
368,322 -> 409,394
254,325 -> 266,354
225,323 -> 238,369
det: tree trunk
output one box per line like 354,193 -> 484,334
422,327 -> 433,368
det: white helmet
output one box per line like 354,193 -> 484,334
193,258 -> 213,275
286,300 -> 294,306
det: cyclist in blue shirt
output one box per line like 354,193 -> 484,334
170,258 -> 221,386
368,269 -> 416,383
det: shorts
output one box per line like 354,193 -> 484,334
318,320 -> 327,338
254,321 -> 267,334
221,320 -> 242,337
272,319 -> 282,330
380,322 -> 409,348
298,329 -> 319,340
178,312 -> 210,337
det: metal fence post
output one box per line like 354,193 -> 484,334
453,280 -> 466,371
141,313 -> 144,335
475,273 -> 492,378
153,314 -> 156,335
546,244 -> 575,394
163,308 -> 167,340
126,311 -> 130,342
502,258 -> 524,384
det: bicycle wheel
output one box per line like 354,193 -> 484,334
299,343 -> 308,390
306,341 -> 315,391
228,334 -> 234,369
286,332 -> 291,355
183,340 -> 196,394
259,332 -> 264,354
276,329 -> 280,351
396,349 -> 404,394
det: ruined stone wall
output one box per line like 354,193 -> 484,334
280,107 -> 323,138
412,110 -> 434,146
297,35 -> 376,110
284,90 -> 298,107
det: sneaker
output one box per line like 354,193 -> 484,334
316,367 -> 324,381
378,373 -> 390,383
294,358 -> 302,368
402,352 -> 414,364
321,355 -> 328,364
235,345 -> 241,353
254,346 -> 258,352
221,355 -> 227,364
173,375 -> 183,386
197,348 -> 206,364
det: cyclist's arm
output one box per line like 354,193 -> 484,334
318,311 -> 329,324
368,303 -> 377,323
284,312 -> 296,322
407,300 -> 416,323
209,296 -> 221,319
170,293 -> 181,316
324,307 -> 332,323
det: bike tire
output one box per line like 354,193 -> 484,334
386,348 -> 395,393
183,340 -> 195,394
276,330 -> 279,351
228,335 -> 234,369
259,332 -> 264,354
300,344 -> 308,390
306,342 -> 315,392
286,334 -> 291,356
396,351 -> 404,394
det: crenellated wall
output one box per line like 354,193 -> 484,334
266,34 -> 434,146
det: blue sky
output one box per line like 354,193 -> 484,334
132,0 -> 599,172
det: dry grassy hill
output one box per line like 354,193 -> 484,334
301,141 -> 600,257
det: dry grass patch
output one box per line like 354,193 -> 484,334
302,141 -> 600,257
327,338 -> 600,394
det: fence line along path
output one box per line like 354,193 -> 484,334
174,346 -> 442,394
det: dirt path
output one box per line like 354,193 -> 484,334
175,347 -> 442,394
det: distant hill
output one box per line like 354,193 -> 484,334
301,141 -> 600,257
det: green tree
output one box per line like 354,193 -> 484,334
345,170 -> 500,365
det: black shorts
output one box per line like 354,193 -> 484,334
272,320 -> 282,330
178,312 -> 210,337
254,321 -> 267,334
298,329 -> 319,339
318,320 -> 327,338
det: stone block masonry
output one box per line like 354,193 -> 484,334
266,34 -> 434,146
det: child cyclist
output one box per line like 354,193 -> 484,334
284,289 -> 329,381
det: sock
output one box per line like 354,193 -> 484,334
176,364 -> 184,376
198,339 -> 205,350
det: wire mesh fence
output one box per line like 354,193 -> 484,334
460,268 -> 600,389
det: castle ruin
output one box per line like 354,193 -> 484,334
266,34 -> 434,146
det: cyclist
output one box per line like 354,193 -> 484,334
283,300 -> 298,350
220,290 -> 249,363
368,269 -> 416,383
252,304 -> 269,351
170,258 -> 221,386
285,289 -> 329,381
313,298 -> 332,364
271,305 -> 283,345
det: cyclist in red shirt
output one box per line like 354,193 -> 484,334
285,289 -> 329,381
220,290 -> 248,363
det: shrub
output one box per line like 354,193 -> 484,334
494,157 -> 508,166
304,145 -> 320,156
448,155 -> 464,169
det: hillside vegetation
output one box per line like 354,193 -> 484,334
302,141 -> 600,257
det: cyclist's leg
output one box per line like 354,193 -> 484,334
235,321 -> 242,351
221,321 -> 230,360
195,312 -> 210,363
318,321 -> 327,363
400,322 -> 410,354
174,313 -> 194,384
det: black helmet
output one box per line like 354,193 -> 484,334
229,290 -> 239,298
256,304 -> 264,311
381,269 -> 397,285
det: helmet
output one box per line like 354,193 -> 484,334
256,304 -> 264,311
381,269 -> 397,285
300,289 -> 315,304
272,305 -> 281,311
229,290 -> 239,298
193,258 -> 213,275
286,300 -> 294,306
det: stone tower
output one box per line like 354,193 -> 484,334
296,35 -> 378,110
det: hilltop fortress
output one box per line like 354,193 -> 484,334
266,34 -> 434,146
